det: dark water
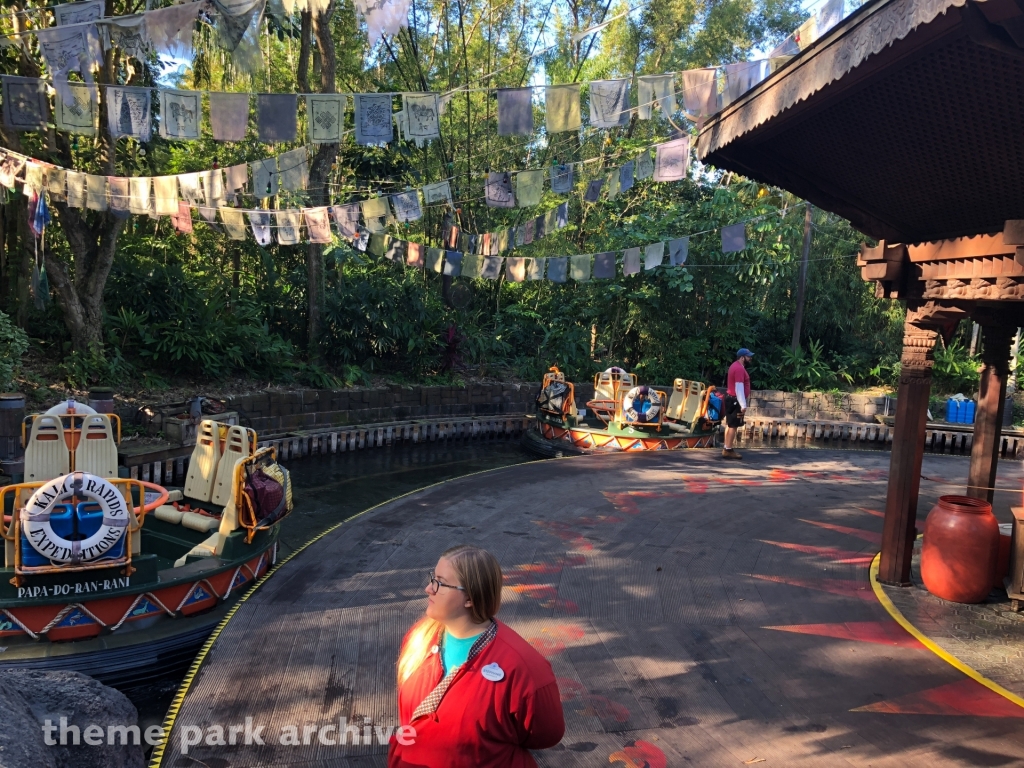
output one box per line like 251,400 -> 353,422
128,437 -> 535,740
281,439 -> 536,556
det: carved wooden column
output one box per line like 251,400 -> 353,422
967,324 -> 1014,503
879,318 -> 938,585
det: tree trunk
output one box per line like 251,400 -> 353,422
302,4 -> 340,360
791,203 -> 812,352
0,2 -> 124,354
44,206 -> 126,351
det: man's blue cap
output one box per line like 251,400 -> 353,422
737,348 -> 754,358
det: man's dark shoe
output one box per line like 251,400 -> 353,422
722,448 -> 742,460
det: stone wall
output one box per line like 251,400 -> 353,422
218,383 -> 542,435
746,390 -> 892,423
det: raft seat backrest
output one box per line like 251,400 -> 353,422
595,371 -> 633,402
595,372 -> 616,401
184,420 -> 222,503
666,379 -> 687,420
73,415 -> 118,478
679,382 -> 706,424
211,425 -> 252,507
25,415 -> 70,482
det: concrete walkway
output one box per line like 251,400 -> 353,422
154,449 -> 1024,767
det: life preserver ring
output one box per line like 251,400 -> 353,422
604,366 -> 627,376
20,472 -> 130,564
623,386 -> 662,424
45,400 -> 96,416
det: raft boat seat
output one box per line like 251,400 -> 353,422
665,380 -> 705,425
212,426 -> 255,507
24,415 -> 70,482
183,420 -> 223,503
153,505 -> 221,533
594,369 -> 636,401
172,425 -> 257,565
175,532 -> 221,565
73,415 -> 118,478
588,369 -> 637,424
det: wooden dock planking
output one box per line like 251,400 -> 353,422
158,451 -> 1024,767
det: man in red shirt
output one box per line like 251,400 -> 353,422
723,348 -> 753,459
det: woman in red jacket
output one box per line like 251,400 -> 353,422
389,545 -> 565,768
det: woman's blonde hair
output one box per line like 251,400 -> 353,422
397,545 -> 503,685
444,544 -> 502,622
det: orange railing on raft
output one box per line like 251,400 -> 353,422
1,478 -> 168,585
233,445 -> 291,544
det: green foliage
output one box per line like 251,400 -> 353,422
778,340 -> 841,390
1,0 -> 908,396
0,309 -> 29,390
58,346 -> 135,390
931,341 -> 981,395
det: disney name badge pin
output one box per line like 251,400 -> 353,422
481,663 -> 504,682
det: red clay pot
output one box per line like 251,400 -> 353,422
921,495 -> 999,603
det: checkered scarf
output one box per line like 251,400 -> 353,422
411,621 -> 497,721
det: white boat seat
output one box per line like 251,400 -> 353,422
679,381 -> 706,424
666,383 -> 684,420
24,415 -> 69,482
181,511 -> 220,533
184,420 -> 222,502
666,379 -> 705,424
154,505 -> 184,524
73,414 -> 118,478
211,426 -> 253,507
595,376 -> 616,402
594,369 -> 634,402
173,532 -> 221,567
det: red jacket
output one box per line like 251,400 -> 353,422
389,620 -> 565,768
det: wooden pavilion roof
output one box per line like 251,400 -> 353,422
696,0 -> 1024,244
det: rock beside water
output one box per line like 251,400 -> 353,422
0,672 -> 56,768
0,670 -> 144,768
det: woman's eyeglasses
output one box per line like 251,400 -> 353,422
427,570 -> 466,594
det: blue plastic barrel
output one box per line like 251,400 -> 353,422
20,504 -> 74,568
76,502 -> 126,560
963,401 -> 976,424
946,399 -> 960,423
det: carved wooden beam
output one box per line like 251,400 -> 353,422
861,232 -> 1024,304
907,300 -> 968,345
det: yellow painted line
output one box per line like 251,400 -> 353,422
868,552 -> 1024,711
149,451 -> 575,767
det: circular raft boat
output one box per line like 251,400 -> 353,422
0,402 -> 293,687
523,368 -> 722,457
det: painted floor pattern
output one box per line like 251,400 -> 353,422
155,449 -> 1024,767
